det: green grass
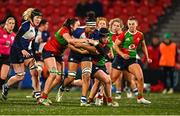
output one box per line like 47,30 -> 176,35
0,89 -> 180,115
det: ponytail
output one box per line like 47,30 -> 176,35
23,8 -> 35,21
62,18 -> 79,34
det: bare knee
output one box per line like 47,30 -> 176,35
15,72 -> 25,81
104,78 -> 111,85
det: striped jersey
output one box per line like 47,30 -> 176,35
117,30 -> 144,58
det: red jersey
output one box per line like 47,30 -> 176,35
44,27 -> 69,55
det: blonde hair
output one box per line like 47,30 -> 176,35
96,17 -> 108,28
109,18 -> 124,32
23,8 -> 34,21
5,17 -> 15,24
4,17 -> 15,33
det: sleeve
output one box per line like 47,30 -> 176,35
72,28 -> 84,38
15,22 -> 30,51
59,27 -> 69,36
0,28 -> 6,44
141,33 -> 145,41
117,32 -> 125,42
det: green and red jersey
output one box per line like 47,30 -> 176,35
117,30 -> 144,58
107,32 -> 114,49
44,27 -> 69,55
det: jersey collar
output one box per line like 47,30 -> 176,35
128,29 -> 137,35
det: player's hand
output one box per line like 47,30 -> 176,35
108,52 -> 114,59
74,42 -> 83,48
80,50 -> 89,54
122,54 -> 130,60
21,50 -> 31,58
147,58 -> 152,63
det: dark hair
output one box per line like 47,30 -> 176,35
99,27 -> 109,38
63,18 -> 79,34
39,19 -> 47,26
31,8 -> 42,20
128,16 -> 138,22
86,11 -> 96,23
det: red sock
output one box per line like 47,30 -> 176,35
137,94 -> 143,99
107,97 -> 112,103
97,94 -> 103,99
41,92 -> 48,99
88,97 -> 94,103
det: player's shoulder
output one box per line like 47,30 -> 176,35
73,27 -> 85,38
136,30 -> 144,36
21,21 -> 31,31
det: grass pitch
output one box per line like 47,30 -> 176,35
0,89 -> 180,115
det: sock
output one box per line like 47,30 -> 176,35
116,90 -> 121,95
41,92 -> 48,99
107,97 -> 112,103
0,78 -> 5,86
34,91 -> 41,99
88,97 -> 94,103
81,96 -> 86,103
60,85 -> 65,92
96,93 -> 103,99
4,83 -> 9,88
132,88 -> 138,96
137,93 -> 143,99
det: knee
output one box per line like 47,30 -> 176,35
82,67 -> 91,78
104,78 -> 111,85
15,72 -> 25,81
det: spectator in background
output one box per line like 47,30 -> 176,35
159,33 -> 177,94
143,36 -> 162,90
88,0 -> 104,17
75,0 -> 104,19
75,0 -> 89,19
147,36 -> 161,69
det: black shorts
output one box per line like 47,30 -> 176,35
42,49 -> 63,63
9,46 -> 34,64
105,55 -> 113,63
112,55 -> 139,71
68,50 -> 91,63
0,54 -> 10,66
91,64 -> 108,78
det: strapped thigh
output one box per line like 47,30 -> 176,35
15,72 -> 26,77
82,67 -> 92,75
68,71 -> 76,78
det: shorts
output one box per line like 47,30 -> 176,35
0,54 -> 10,66
9,46 -> 34,64
105,55 -> 113,63
42,49 -> 63,63
68,50 -> 91,63
91,64 -> 108,78
112,55 -> 139,71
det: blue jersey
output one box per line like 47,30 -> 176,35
42,31 -> 50,42
12,21 -> 38,51
73,27 -> 99,39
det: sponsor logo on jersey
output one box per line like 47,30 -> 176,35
129,44 -> 136,50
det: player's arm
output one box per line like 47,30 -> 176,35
68,43 -> 89,54
63,33 -> 87,44
73,40 -> 98,55
113,37 -> 129,59
141,40 -> 152,63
